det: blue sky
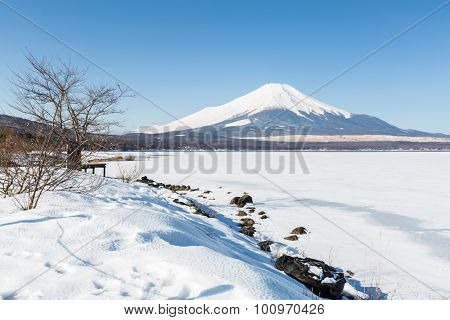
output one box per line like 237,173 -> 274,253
0,0 -> 449,133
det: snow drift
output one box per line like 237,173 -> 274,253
0,178 -> 314,299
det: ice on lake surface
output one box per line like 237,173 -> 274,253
109,151 -> 450,299
1,151 -> 448,299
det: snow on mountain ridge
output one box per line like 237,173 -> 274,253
242,83 -> 351,119
147,83 -> 352,133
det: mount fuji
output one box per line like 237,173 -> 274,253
142,83 -> 442,137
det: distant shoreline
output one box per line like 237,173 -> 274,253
103,149 -> 450,153
236,134 -> 450,143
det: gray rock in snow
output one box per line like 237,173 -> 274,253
275,255 -> 346,300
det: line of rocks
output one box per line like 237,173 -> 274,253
138,176 -> 194,192
229,193 -> 348,300
137,176 -> 213,218
137,176 -> 354,300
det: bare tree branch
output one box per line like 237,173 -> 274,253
0,53 -> 133,210
9,53 -> 133,169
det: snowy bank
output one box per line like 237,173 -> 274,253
0,178 -> 315,299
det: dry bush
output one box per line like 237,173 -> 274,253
112,155 -> 124,161
0,128 -> 105,210
88,155 -> 124,164
0,132 -> 19,197
116,164 -> 142,183
124,155 -> 136,161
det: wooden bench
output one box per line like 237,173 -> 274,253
81,163 -> 106,177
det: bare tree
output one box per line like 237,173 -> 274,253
10,53 -> 132,169
0,54 -> 132,210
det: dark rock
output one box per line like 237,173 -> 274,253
240,218 -> 255,226
190,188 -> 199,192
260,215 -> 268,219
258,240 -> 274,252
203,190 -> 212,194
230,196 -> 240,205
173,185 -> 188,192
291,227 -> 308,235
237,211 -> 247,217
274,255 -> 346,299
141,176 -> 148,181
284,235 -> 299,241
257,211 -> 266,216
193,208 -> 214,218
173,198 -> 194,207
240,226 -> 256,237
237,195 -> 253,208
193,209 -> 204,216
227,191 -> 231,194
248,208 -> 255,213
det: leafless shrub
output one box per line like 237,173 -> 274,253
88,155 -> 123,163
0,130 -> 106,210
124,155 -> 136,161
0,132 -> 19,197
116,164 -> 142,183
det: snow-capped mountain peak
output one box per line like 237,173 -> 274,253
145,83 -> 352,133
228,83 -> 351,118
141,83 -> 439,137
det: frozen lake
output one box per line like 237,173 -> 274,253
106,151 -> 450,299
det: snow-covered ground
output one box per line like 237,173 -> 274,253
103,151 -> 450,299
1,151 -> 449,300
0,175 -> 318,300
